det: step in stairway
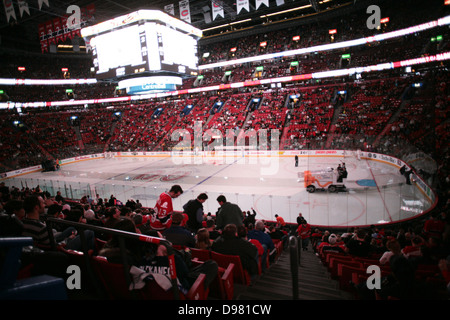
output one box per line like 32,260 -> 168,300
236,248 -> 354,300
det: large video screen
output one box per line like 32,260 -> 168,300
92,25 -> 145,77
157,25 -> 198,73
82,10 -> 202,80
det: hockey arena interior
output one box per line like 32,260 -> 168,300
0,0 -> 449,303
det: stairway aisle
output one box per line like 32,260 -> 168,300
236,248 -> 354,300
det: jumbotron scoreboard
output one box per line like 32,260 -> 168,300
81,10 -> 202,93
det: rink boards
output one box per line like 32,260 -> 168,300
2,150 -> 437,228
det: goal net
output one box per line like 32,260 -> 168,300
343,149 -> 362,161
104,151 -> 114,159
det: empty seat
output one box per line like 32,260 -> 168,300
210,251 -> 251,286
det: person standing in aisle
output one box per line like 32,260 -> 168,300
183,193 -> 208,233
297,219 -> 311,251
215,195 -> 244,230
150,185 -> 183,231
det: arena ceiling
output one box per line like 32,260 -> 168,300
0,0 -> 352,30
0,0 -> 370,52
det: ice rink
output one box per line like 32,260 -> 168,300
5,151 -> 435,228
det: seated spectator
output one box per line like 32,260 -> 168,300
47,203 -> 64,219
46,203 -> 65,232
54,191 -> 64,204
310,228 -> 324,251
103,206 -> 121,229
345,229 -> 372,257
376,254 -> 435,300
211,223 -> 259,279
21,195 -> 94,251
320,234 -> 345,254
195,228 -> 212,250
247,220 -> 275,270
268,225 -> 288,248
379,238 -> 402,265
205,219 -> 221,240
162,212 -> 196,248
64,206 -> 87,224
238,225 -> 263,255
401,236 -> 424,259
99,218 -> 218,294
423,213 -> 445,240
3,199 -> 26,221
134,213 -> 151,234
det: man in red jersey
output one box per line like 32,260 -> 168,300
150,185 -> 183,231
297,219 -> 311,251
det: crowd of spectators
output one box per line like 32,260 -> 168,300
0,0 -> 449,301
1,175 -> 448,299
198,0 -> 447,65
308,205 -> 450,299
0,0 -> 447,235
0,182 -> 291,293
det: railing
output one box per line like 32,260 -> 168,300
45,217 -> 180,300
289,235 -> 299,300
3,147 -> 437,229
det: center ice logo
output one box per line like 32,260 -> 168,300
170,121 -> 280,175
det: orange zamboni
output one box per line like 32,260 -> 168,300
299,169 -> 347,193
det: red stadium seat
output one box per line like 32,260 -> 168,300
91,255 -> 208,300
192,258 -> 235,300
210,251 -> 251,286
190,248 -> 212,261
328,257 -> 362,279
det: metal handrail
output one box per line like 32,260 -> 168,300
289,235 -> 299,300
45,217 -> 180,300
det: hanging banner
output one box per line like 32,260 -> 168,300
255,0 -> 269,10
40,39 -> 48,53
45,20 -> 55,44
236,0 -> 249,14
71,27 -> 81,39
276,0 -> 285,6
179,0 -> 191,23
84,38 -> 92,52
38,0 -> 49,10
36,3 -> 95,52
164,3 -> 175,16
60,15 -> 69,41
53,17 -> 64,42
38,23 -> 46,53
38,23 -> 46,41
79,3 -> 95,28
18,0 -> 30,17
212,1 -> 224,20
84,3 -> 96,22
3,0 -> 16,22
